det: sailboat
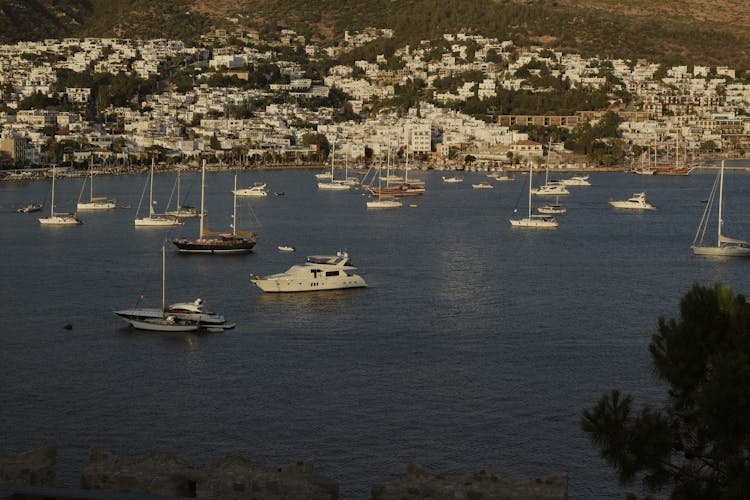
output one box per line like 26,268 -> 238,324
691,160 -> 750,257
39,166 -> 82,225
366,158 -> 402,209
165,167 -> 198,218
77,159 -> 116,210
171,160 -> 257,253
509,163 -> 558,229
134,159 -> 182,227
114,243 -> 235,332
317,143 -> 351,191
531,139 -> 569,196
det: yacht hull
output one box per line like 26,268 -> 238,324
172,237 -> 256,253
692,245 -> 750,258
251,275 -> 367,292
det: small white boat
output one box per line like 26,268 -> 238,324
560,175 -> 591,186
39,167 -> 82,226
77,163 -> 116,210
510,163 -> 558,229
233,182 -> 268,197
278,245 -> 295,252
18,203 -> 43,213
134,159 -> 182,227
538,204 -> 567,215
532,181 -> 570,196
251,251 -> 367,293
472,182 -> 494,189
442,176 -> 463,183
609,192 -> 655,210
366,197 -> 403,209
314,171 -> 332,180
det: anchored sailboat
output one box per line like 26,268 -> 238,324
39,166 -> 82,225
171,160 -> 257,253
691,160 -> 750,257
509,163 -> 558,229
134,159 -> 182,227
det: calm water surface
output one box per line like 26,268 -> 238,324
1,165 -> 749,498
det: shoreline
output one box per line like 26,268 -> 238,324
1,161 -> 747,184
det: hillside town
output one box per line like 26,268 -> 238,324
1,26 -> 749,172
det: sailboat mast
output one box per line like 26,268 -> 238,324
199,160 -> 205,239
149,158 -> 155,217
718,160 -> 724,245
176,170 -> 181,210
527,163 -> 533,218
89,158 -> 93,201
50,166 -> 55,216
161,244 -> 166,312
232,174 -> 238,236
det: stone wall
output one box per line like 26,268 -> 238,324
1,447 -> 567,500
80,449 -> 339,500
372,463 -> 568,500
0,446 -> 56,487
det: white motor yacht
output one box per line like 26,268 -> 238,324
609,192 -> 655,210
233,182 -> 268,197
250,251 -> 367,292
442,176 -> 463,183
560,175 -> 591,186
531,181 -> 570,196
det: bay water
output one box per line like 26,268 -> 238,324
1,165 -> 749,498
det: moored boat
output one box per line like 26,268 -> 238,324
250,251 -> 367,293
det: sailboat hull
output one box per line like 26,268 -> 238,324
692,245 -> 750,258
77,201 -> 116,210
509,217 -> 558,228
172,237 -> 256,253
39,215 -> 82,225
135,217 -> 181,227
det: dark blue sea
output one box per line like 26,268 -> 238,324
1,164 -> 749,498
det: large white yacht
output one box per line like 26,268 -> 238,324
250,251 -> 367,292
609,192 -> 655,210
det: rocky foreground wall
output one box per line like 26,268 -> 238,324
0,446 -> 568,499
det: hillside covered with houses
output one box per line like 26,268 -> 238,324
1,26 -> 749,171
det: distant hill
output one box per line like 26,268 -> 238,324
2,0 -> 750,69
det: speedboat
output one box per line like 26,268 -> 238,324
538,204 -> 567,215
560,175 -> 591,186
442,176 -> 463,183
250,251 -> 367,293
18,203 -> 43,213
278,245 -> 295,252
531,181 -> 570,196
233,182 -> 268,197
471,182 -> 494,189
609,192 -> 655,210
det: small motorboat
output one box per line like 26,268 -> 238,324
278,245 -> 295,252
18,203 -> 43,213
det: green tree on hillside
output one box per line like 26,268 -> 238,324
582,283 -> 750,498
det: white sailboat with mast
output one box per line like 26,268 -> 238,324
77,158 -> 116,210
317,142 -> 351,190
134,159 -> 182,227
165,167 -> 198,218
114,243 -> 235,332
39,166 -> 82,225
509,163 -> 558,229
691,160 -> 750,257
